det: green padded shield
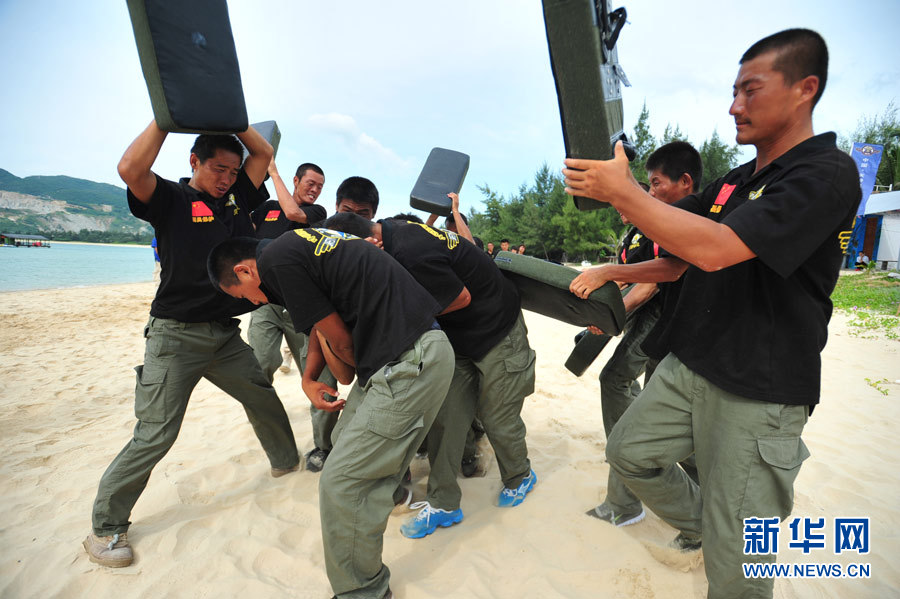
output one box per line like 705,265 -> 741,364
542,0 -> 631,210
494,251 -> 625,333
241,120 -> 281,160
564,331 -> 614,376
127,0 -> 248,134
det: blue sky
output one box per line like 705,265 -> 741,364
0,1 -> 896,218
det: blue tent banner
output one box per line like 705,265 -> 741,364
852,142 -> 883,216
845,143 -> 884,260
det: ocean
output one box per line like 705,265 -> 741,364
0,242 -> 156,291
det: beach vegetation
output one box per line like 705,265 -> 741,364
832,271 -> 900,340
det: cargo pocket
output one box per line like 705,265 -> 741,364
363,408 -> 425,478
739,436 -> 811,519
502,345 -> 536,398
134,362 -> 169,423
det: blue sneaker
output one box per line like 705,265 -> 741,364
497,469 -> 537,507
400,501 -> 463,539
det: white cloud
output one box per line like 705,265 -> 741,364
308,113 -> 410,170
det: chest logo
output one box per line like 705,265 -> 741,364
308,228 -> 358,256
628,233 -> 643,251
709,183 -> 736,214
225,194 -> 239,216
191,201 -> 215,223
415,223 -> 459,250
748,185 -> 766,200
265,210 -> 281,222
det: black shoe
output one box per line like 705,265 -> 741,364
304,447 -> 329,472
669,532 -> 702,552
461,456 -> 478,478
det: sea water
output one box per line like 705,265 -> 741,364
0,242 -> 156,291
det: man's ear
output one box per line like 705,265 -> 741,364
189,153 -> 200,173
680,173 -> 695,196
233,262 -> 253,281
796,75 -> 819,108
293,175 -> 301,190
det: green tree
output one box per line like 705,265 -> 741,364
698,129 -> 741,189
661,123 -> 689,144
629,101 -> 657,183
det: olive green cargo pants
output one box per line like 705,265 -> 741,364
425,313 -> 536,511
91,316 -> 299,535
319,329 -> 454,599
599,302 -> 698,513
249,303 -> 339,451
607,353 -> 810,599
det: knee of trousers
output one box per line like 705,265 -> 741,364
605,424 -> 648,478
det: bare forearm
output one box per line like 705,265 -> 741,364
610,187 -> 753,272
302,330 -> 327,383
236,126 -> 274,188
622,283 -> 658,313
607,257 -> 689,284
117,120 -> 167,202
268,162 -> 306,222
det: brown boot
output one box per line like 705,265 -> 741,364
83,532 -> 133,567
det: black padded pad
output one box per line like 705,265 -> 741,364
127,0 -> 248,134
565,331 -> 613,376
494,251 -> 625,333
542,0 -> 628,210
410,148 -> 470,217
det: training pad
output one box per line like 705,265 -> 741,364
542,0 -> 630,210
494,251 -> 625,333
127,0 -> 248,133
410,148 -> 470,217
564,285 -> 635,376
241,120 -> 281,159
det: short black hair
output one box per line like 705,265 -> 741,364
645,141 -> 703,192
336,176 -> 379,213
392,212 -> 424,224
191,134 -> 245,164
741,28 -> 828,108
445,212 -> 468,227
296,162 -> 324,179
207,236 -> 259,289
500,238 -> 509,244
324,212 -> 375,239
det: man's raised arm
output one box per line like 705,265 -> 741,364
267,159 -> 309,223
236,125 -> 274,188
117,120 -> 167,204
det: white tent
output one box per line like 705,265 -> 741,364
865,190 -> 900,269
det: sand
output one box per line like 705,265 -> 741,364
0,281 -> 897,598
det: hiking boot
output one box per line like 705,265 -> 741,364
586,501 -> 645,527
271,463 -> 300,478
400,501 -> 463,538
83,532 -> 133,568
497,469 -> 537,507
305,448 -> 329,473
669,532 -> 702,552
461,456 -> 478,478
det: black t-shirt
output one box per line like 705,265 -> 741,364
618,226 -> 662,310
381,220 -> 521,360
128,170 -> 262,322
251,199 -> 327,240
256,227 -> 442,386
643,133 -> 861,405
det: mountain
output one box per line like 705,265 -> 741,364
0,169 -> 152,242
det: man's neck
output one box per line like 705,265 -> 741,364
753,119 -> 815,173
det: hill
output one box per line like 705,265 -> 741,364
0,169 -> 151,243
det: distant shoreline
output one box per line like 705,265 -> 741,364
50,240 -> 152,249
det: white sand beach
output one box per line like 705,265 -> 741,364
0,281 -> 897,598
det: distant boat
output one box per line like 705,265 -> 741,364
1,233 -> 51,248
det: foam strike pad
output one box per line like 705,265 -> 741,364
410,148 -> 470,217
241,120 -> 281,159
127,0 -> 249,134
542,0 -> 631,211
565,331 -> 613,376
494,251 -> 625,333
